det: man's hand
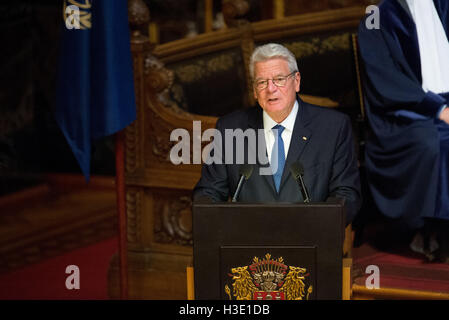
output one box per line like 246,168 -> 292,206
440,107 -> 449,125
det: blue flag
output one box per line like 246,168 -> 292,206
56,0 -> 136,180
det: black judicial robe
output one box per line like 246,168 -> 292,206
358,0 -> 449,228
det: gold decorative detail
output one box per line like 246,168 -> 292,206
280,266 -> 311,300
207,54 -> 234,74
229,266 -> 258,300
63,0 -> 91,30
225,285 -> 232,300
173,53 -> 236,84
226,253 -> 313,300
284,33 -> 350,59
175,64 -> 206,83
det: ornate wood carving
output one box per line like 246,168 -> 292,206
222,0 -> 250,27
154,194 -> 193,246
144,53 -> 174,106
125,120 -> 139,174
126,187 -> 142,245
145,109 -> 175,165
128,0 -> 150,39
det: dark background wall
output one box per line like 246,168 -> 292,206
0,1 -> 117,196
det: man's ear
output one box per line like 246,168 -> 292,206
295,72 -> 301,93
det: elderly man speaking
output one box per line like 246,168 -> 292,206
193,43 -> 361,225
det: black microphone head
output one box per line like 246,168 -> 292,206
239,164 -> 254,180
290,161 -> 304,180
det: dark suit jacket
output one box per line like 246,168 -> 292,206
193,98 -> 362,224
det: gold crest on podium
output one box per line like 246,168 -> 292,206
224,253 -> 313,300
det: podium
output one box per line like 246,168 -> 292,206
192,199 -> 347,300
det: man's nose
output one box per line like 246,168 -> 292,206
266,79 -> 278,92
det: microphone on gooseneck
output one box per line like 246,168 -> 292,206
290,161 -> 311,203
231,164 -> 254,202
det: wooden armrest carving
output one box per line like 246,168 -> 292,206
299,94 -> 339,108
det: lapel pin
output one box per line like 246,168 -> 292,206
302,136 -> 308,141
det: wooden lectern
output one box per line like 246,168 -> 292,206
189,199 -> 351,300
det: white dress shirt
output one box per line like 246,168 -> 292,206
263,100 -> 298,163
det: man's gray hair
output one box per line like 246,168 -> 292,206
249,43 -> 299,79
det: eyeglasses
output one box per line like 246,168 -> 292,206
253,71 -> 297,90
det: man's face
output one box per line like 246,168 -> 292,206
253,58 -> 300,122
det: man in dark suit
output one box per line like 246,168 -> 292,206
193,43 -> 361,224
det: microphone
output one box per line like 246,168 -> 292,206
290,161 -> 311,203
231,164 -> 254,202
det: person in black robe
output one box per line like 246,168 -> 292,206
358,0 -> 449,262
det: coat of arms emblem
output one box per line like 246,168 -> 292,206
224,253 -> 313,300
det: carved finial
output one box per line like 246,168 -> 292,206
128,0 -> 150,38
144,54 -> 175,106
222,0 -> 250,28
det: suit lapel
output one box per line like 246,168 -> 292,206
247,107 -> 278,196
279,98 -> 312,191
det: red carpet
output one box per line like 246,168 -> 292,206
0,237 -> 118,300
354,243 -> 449,293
